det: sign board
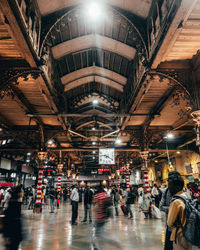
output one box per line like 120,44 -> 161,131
0,182 -> 14,187
0,158 -> 11,170
22,164 -> 34,174
185,163 -> 192,174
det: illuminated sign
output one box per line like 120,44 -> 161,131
98,169 -> 110,172
120,169 -> 131,172
0,183 -> 14,187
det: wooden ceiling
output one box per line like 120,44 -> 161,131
0,0 -> 199,171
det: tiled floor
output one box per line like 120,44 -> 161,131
0,202 -> 165,250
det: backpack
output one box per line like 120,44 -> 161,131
114,193 -> 119,202
171,195 -> 200,247
127,191 -> 135,204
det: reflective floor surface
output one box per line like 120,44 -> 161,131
0,202 -> 165,250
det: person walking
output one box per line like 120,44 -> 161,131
91,185 -> 121,250
113,188 -> 120,216
49,186 -> 56,213
70,184 -> 79,225
160,171 -> 180,250
151,184 -> 160,208
2,189 -> 11,209
167,172 -> 192,250
125,187 -> 134,219
2,186 -> 23,250
82,184 -> 93,223
142,188 -> 152,219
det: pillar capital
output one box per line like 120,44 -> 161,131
191,110 -> 200,127
140,151 -> 149,161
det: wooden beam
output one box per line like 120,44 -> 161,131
11,85 -> 43,125
100,129 -> 120,139
151,0 -> 196,68
0,112 -> 32,147
121,76 -> 154,130
36,73 -> 72,143
27,113 -> 150,118
143,88 -> 175,128
68,129 -> 88,139
0,0 -> 37,67
0,112 -> 14,128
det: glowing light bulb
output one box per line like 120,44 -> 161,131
92,99 -> 98,105
115,138 -> 122,144
167,133 -> 174,139
86,2 -> 103,21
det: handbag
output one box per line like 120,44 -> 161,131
151,205 -> 161,219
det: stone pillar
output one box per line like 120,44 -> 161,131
126,175 -> 130,190
57,176 -> 61,198
67,178 -> 70,196
35,169 -> 43,213
117,178 -> 120,187
57,176 -> 61,207
143,170 -> 150,193
140,151 -> 150,193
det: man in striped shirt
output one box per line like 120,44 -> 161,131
91,185 -> 121,250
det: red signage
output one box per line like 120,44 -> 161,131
98,169 -> 110,172
42,169 -> 53,172
120,169 -> 131,172
0,183 -> 14,187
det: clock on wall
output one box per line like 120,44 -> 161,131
99,148 -> 115,165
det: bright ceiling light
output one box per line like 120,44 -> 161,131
167,133 -> 174,139
92,141 -> 96,145
93,156 -> 95,160
2,140 -> 6,145
27,152 -> 31,156
115,138 -> 122,144
92,99 -> 98,105
92,127 -> 96,130
92,150 -> 96,154
0,128 -> 2,132
176,151 -> 181,154
48,139 -> 53,145
86,2 -> 103,21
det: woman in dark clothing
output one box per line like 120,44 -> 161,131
3,186 -> 23,250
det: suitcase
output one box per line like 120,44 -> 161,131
121,204 -> 127,215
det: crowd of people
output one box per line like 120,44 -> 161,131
0,172 -> 199,249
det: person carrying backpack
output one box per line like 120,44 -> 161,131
91,185 -> 121,250
125,187 -> 134,219
113,188 -> 120,216
167,173 -> 193,249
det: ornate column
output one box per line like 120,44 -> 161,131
67,170 -> 71,197
140,151 -> 150,193
126,175 -> 130,190
189,52 -> 200,147
57,176 -> 61,205
57,176 -> 61,193
191,111 -> 200,146
35,169 -> 43,212
35,151 -> 47,213
143,170 -> 150,193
